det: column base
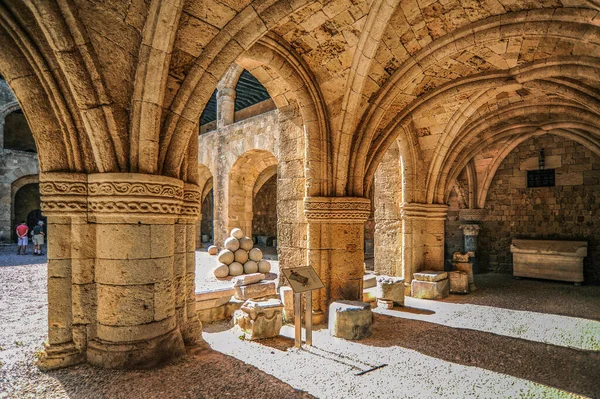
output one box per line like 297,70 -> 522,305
312,310 -> 326,325
37,341 -> 85,371
182,316 -> 204,345
87,328 -> 185,369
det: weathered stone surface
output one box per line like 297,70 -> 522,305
234,299 -> 283,340
411,279 -> 450,300
224,237 -> 240,252
376,276 -> 405,305
217,249 -> 234,265
234,281 -> 277,300
328,301 -> 372,340
230,228 -> 244,240
363,274 -> 377,289
452,251 -> 475,263
234,249 -> 249,264
213,264 -> 229,278
243,260 -> 258,274
232,272 -> 264,286
249,248 -> 262,261
414,271 -> 448,282
228,262 -> 243,276
449,271 -> 469,294
239,236 -> 253,251
258,259 -> 271,273
453,261 -> 477,292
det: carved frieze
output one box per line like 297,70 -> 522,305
304,197 -> 371,222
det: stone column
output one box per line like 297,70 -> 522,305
180,183 -> 202,344
373,146 -> 402,276
86,173 -> 186,369
459,209 -> 486,274
304,197 -> 370,322
38,172 -> 88,370
401,203 -> 448,293
216,87 -> 235,128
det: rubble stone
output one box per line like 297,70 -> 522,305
329,301 -> 372,340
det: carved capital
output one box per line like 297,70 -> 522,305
460,224 -> 481,236
401,203 -> 448,220
87,173 -> 183,223
304,197 -> 370,223
40,172 -> 88,216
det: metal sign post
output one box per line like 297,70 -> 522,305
282,266 -> 323,349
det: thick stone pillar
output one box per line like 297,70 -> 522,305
38,172 -> 88,370
216,87 -> 235,128
85,173 -> 186,369
304,197 -> 370,322
459,209 -> 486,274
401,203 -> 448,292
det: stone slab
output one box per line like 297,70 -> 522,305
328,300 -> 372,340
234,281 -> 277,300
411,279 -> 449,300
414,271 -> 448,282
195,287 -> 235,302
363,274 -> 377,289
448,271 -> 468,294
232,273 -> 265,287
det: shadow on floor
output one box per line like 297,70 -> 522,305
47,347 -> 314,399
362,313 -> 600,398
440,273 -> 600,321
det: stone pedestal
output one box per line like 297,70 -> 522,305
459,224 -> 481,274
328,301 -> 372,340
452,251 -> 477,292
411,271 -> 449,299
401,203 -> 448,293
376,276 -> 405,305
234,299 -> 283,340
448,271 -> 469,294
304,197 -> 370,321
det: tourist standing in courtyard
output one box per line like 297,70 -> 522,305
32,220 -> 45,256
15,221 -> 28,255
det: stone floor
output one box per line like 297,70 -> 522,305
1,248 -> 599,398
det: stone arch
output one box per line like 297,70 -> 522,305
11,175 -> 41,241
159,1 -> 320,180
350,10 -> 600,197
228,149 -> 278,238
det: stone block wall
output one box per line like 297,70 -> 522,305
252,174 -> 277,238
480,135 -> 600,283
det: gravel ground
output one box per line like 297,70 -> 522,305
1,248 -> 599,398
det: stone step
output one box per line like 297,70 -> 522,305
363,274 -> 377,289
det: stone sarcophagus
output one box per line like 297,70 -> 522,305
510,239 -> 587,283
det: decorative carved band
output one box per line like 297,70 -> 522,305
304,197 -> 371,222
88,182 -> 183,198
39,173 -> 88,216
459,208 -> 487,222
401,203 -> 448,220
180,183 -> 201,220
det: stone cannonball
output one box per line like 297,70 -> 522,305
225,237 -> 240,252
217,249 -> 234,265
213,264 -> 229,278
230,228 -> 244,240
258,259 -> 271,274
239,236 -> 253,251
229,261 -> 244,276
234,249 -> 249,264
207,245 -> 218,255
243,260 -> 258,274
249,248 -> 263,262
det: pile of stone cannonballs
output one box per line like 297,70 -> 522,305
209,228 -> 271,278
